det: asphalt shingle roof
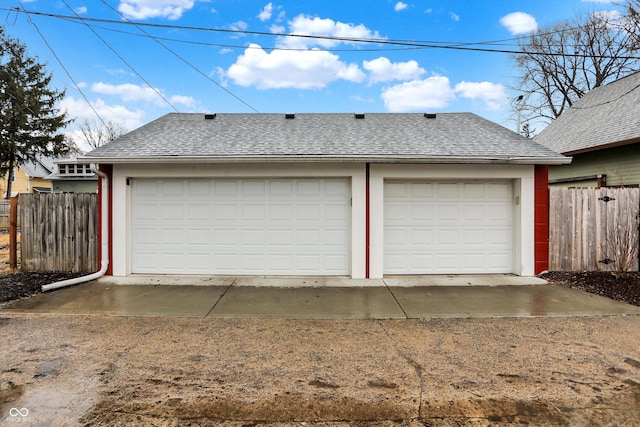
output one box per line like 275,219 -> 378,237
82,112 -> 567,164
534,71 -> 640,154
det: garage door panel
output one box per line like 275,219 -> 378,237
132,178 -> 350,275
297,204 -> 321,220
384,180 -> 513,274
215,181 -> 237,195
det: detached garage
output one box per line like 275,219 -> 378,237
81,113 -> 569,279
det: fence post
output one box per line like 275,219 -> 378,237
9,196 -> 18,269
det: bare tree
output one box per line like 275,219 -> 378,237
77,119 -> 127,151
623,0 -> 640,50
513,10 -> 639,126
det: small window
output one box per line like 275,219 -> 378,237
59,165 -> 66,174
85,164 -> 92,174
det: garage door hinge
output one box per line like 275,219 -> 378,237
350,198 -> 352,206
126,178 -> 131,186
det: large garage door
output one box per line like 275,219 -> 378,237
384,181 -> 513,274
132,178 -> 351,275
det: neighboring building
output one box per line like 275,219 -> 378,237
81,112 -> 568,278
0,156 -> 55,198
46,158 -> 98,193
534,71 -> 640,188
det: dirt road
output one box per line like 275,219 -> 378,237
1,314 -> 639,426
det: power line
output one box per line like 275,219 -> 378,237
60,0 -> 179,113
5,7 -> 640,60
16,1 -> 109,130
98,0 -> 258,113
56,15 -> 635,54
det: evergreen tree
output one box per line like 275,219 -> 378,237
0,28 -> 72,198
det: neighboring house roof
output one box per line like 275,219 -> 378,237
534,71 -> 640,155
81,113 -> 568,165
20,155 -> 55,178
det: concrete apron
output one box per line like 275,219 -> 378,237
3,275 -> 640,318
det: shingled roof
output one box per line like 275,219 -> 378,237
534,71 -> 640,155
81,112 -> 568,164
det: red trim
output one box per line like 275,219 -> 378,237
365,163 -> 370,278
534,165 -> 549,274
97,164 -> 114,276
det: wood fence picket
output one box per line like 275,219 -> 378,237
549,187 -> 640,271
20,193 -> 98,272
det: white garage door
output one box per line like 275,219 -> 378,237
384,181 -> 513,274
132,178 -> 351,275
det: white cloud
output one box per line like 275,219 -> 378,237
61,96 -> 144,131
500,12 -> 537,34
450,12 -> 460,21
169,95 -> 197,107
381,76 -> 508,112
92,82 -> 159,103
362,57 -> 425,85
278,15 -> 384,49
226,43 -> 365,89
230,21 -> 248,32
381,76 -> 456,112
118,0 -> 196,20
594,10 -> 623,23
270,24 -> 286,34
258,2 -> 273,21
394,2 -> 408,12
91,82 -> 195,107
454,81 -> 507,110
75,6 -> 88,14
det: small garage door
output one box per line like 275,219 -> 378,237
384,180 -> 513,274
132,178 -> 351,275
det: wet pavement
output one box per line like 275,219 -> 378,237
2,277 -> 640,425
2,276 -> 639,318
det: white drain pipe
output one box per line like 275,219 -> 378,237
42,164 -> 110,292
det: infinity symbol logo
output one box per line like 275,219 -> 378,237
9,408 -> 29,417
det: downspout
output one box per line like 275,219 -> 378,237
42,164 -> 109,291
365,163 -> 370,278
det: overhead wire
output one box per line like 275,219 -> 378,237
60,0 -> 179,113
15,0 -> 109,129
4,7 -> 640,59
98,0 -> 258,113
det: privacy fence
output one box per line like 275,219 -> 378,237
549,187 -> 640,272
0,199 -> 18,229
20,193 -> 98,273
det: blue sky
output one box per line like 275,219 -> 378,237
2,0 -> 630,149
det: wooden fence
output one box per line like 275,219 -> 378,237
549,187 -> 640,271
20,193 -> 98,273
0,199 -> 19,229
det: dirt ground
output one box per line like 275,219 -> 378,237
0,231 -> 18,273
1,314 -> 639,426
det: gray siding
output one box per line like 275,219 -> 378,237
549,143 -> 640,187
53,180 -> 98,193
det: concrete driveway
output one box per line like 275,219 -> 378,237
2,276 -> 640,426
3,275 -> 639,318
